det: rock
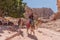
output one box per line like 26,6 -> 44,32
25,6 -> 54,20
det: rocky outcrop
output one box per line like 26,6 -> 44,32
54,12 -> 60,19
41,19 -> 60,32
50,12 -> 60,21
25,6 -> 54,20
32,8 -> 54,19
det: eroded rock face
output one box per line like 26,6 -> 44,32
41,19 -> 60,32
32,8 -> 54,19
55,12 -> 60,19
53,0 -> 60,19
57,0 -> 60,12
24,6 -> 54,20
50,12 -> 60,20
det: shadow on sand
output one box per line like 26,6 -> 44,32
0,25 -> 24,40
28,34 -> 38,40
5,30 -> 24,40
17,29 -> 24,37
0,26 -> 8,33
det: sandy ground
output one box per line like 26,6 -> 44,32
0,25 -> 60,40
0,19 -> 60,40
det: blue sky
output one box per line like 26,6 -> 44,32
23,0 -> 58,13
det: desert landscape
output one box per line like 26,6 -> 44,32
0,0 -> 60,40
0,18 -> 60,40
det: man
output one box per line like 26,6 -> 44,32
29,9 -> 35,35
